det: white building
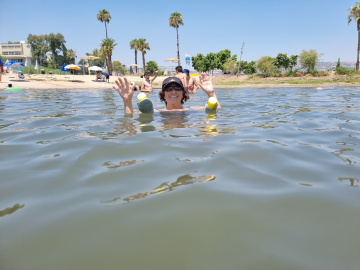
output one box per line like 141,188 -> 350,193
0,41 -> 33,64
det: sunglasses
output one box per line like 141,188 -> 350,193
165,86 -> 183,92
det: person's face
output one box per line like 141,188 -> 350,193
145,74 -> 149,79
164,83 -> 184,104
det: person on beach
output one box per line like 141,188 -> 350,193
113,73 -> 221,114
175,66 -> 188,92
96,72 -> 102,82
0,61 -> 3,83
103,72 -> 110,83
141,71 -> 158,93
183,69 -> 199,94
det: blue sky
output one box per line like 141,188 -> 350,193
0,0 -> 357,67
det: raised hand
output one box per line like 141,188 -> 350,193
113,77 -> 133,102
198,73 -> 215,97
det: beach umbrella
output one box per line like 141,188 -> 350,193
35,59 -> 39,74
64,64 -> 81,80
5,61 -> 25,68
88,66 -> 103,71
130,64 -> 140,75
81,56 -> 102,69
165,58 -> 179,62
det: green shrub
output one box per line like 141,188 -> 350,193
335,66 -> 357,75
256,56 -> 278,77
299,49 -> 323,73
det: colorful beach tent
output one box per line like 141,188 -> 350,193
61,63 -> 69,72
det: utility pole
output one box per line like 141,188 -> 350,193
237,41 -> 245,76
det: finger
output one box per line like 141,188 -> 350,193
202,73 -> 206,81
199,75 -> 203,84
118,77 -> 125,88
124,77 -> 129,89
209,75 -> 213,82
115,78 -> 121,88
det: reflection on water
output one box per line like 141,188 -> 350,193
101,173 -> 215,206
1,88 -> 360,270
0,204 -> 25,217
338,177 -> 359,187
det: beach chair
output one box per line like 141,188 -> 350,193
18,72 -> 25,80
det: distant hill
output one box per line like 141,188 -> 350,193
315,61 -> 356,71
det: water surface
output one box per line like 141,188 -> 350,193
1,88 -> 359,270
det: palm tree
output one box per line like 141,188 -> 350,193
137,38 -> 150,74
169,12 -> 184,66
348,3 -> 360,70
97,9 -> 111,39
66,49 -> 76,64
99,38 -> 118,74
130,39 -> 139,73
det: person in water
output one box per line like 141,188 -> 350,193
113,73 -> 221,114
141,71 -> 158,93
130,81 -> 138,91
175,66 -> 188,92
183,69 -> 199,94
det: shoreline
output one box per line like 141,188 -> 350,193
1,74 -> 360,91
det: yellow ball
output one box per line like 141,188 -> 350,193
207,97 -> 217,110
137,92 -> 147,102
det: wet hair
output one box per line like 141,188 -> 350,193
175,66 -> 183,72
144,72 -> 149,76
159,84 -> 189,105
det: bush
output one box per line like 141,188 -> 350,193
335,66 -> 357,75
310,70 -> 328,77
299,49 -> 323,73
256,56 -> 278,77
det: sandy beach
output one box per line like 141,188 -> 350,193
1,72 -> 360,90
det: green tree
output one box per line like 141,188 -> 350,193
0,54 -> 4,63
223,58 -> 237,74
27,34 -> 50,65
237,60 -> 256,75
45,33 -> 66,67
145,61 -> 159,75
191,53 -> 206,72
97,9 -> 111,39
256,56 -> 277,77
130,39 -> 139,73
66,49 -> 76,64
137,38 -> 150,74
348,3 -> 360,70
336,58 -> 341,68
112,61 -> 127,75
78,59 -> 87,65
217,49 -> 237,71
129,66 -> 133,74
298,49 -> 323,73
169,12 -> 184,66
273,53 -> 290,70
99,38 -> 118,74
204,52 -> 220,75
289,55 -> 298,70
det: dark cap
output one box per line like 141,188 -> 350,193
162,77 -> 184,90
183,69 -> 189,75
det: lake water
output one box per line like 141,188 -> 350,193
0,88 -> 359,270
